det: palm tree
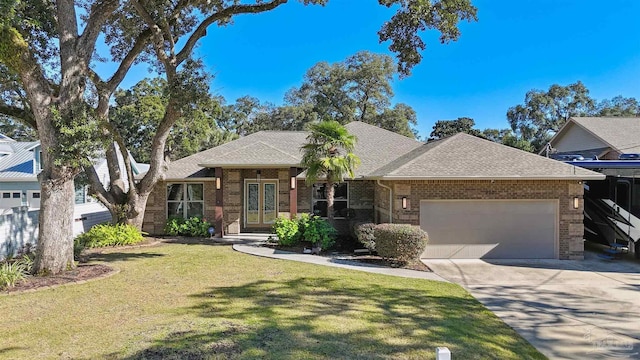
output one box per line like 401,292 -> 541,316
301,120 -> 361,225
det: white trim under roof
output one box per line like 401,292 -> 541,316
163,177 -> 215,182
0,177 -> 39,182
366,174 -> 606,181
24,143 -> 40,151
197,163 -> 300,169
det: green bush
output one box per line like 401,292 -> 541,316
272,214 -> 337,251
295,213 -> 311,240
374,224 -> 428,262
0,255 -> 32,289
354,222 -> 376,252
74,239 -> 85,260
164,217 -> 213,237
303,216 -> 337,250
272,217 -> 299,246
75,223 -> 145,249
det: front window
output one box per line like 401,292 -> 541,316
167,183 -> 204,219
311,183 -> 348,218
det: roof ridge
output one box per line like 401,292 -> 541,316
217,140 -> 301,162
260,130 -> 309,133
386,135 -> 460,174
346,121 -> 423,145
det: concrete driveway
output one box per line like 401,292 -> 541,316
424,253 -> 640,359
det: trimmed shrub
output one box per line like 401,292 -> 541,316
354,222 -> 376,252
75,223 -> 145,249
303,216 -> 337,250
164,217 -> 213,237
272,216 -> 299,246
374,224 -> 428,262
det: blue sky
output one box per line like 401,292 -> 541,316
111,0 -> 640,139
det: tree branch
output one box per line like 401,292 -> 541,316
84,162 -> 116,209
138,97 -> 180,193
0,103 -> 37,129
77,0 -> 120,63
132,1 -> 171,65
105,28 -> 154,92
176,0 -> 288,64
114,134 -> 137,197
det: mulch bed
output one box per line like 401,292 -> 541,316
264,242 -> 431,272
344,255 -> 431,272
3,264 -> 115,294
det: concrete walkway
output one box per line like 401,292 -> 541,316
226,234 -> 447,282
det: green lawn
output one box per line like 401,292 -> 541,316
0,241 -> 545,359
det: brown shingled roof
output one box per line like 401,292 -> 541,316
163,122 -> 604,181
164,122 -> 422,179
368,133 -> 604,180
569,117 -> 640,154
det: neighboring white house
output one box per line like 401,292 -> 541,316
0,134 -> 149,258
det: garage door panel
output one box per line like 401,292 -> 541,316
426,244 -> 500,258
420,200 -> 558,259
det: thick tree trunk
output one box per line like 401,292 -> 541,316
124,192 -> 150,230
33,177 -> 76,274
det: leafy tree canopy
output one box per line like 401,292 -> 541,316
429,117 -> 481,140
507,81 -> 640,152
111,75 -> 236,163
286,51 -> 418,137
0,116 -> 36,141
221,51 -> 422,138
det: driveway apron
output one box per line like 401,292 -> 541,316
424,256 -> 640,359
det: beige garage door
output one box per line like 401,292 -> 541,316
420,200 -> 558,259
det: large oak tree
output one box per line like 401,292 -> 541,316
0,0 -> 477,274
507,82 -> 640,152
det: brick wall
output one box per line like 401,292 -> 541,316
223,170 -> 241,234
375,180 -> 584,260
142,179 -> 216,235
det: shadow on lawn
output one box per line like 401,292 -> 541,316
85,252 -> 165,263
110,277 -> 543,360
161,237 -> 246,246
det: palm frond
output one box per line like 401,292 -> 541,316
300,120 -> 360,185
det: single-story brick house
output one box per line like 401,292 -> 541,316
143,122 -> 604,260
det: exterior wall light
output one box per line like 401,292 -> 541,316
215,177 -> 221,190
256,169 -> 261,181
573,196 -> 579,209
402,197 -> 408,209
290,176 -> 296,190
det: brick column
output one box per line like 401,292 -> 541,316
215,167 -> 224,237
290,167 -> 298,219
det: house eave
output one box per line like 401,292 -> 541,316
365,175 -> 606,181
197,163 -> 300,169
163,177 -> 216,182
0,177 -> 38,182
